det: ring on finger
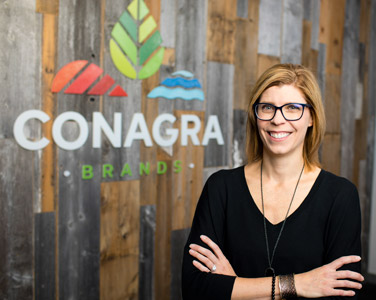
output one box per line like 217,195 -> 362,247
211,264 -> 217,272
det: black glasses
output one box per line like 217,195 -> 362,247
254,102 -> 312,121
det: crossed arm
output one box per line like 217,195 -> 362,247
189,235 -> 363,299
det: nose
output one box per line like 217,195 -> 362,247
271,108 -> 285,124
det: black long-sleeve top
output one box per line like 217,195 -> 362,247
182,166 -> 361,299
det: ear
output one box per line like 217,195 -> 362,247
308,115 -> 313,127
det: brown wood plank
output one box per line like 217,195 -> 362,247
154,154 -> 173,300
36,0 -> 59,14
100,180 -> 140,300
302,20 -> 312,67
41,13 -> 58,212
321,133 -> 341,175
206,0 -> 237,64
257,54 -> 280,78
324,74 -> 341,134
319,0 -> 346,75
359,0 -> 371,44
172,110 -> 204,230
233,14 -> 258,110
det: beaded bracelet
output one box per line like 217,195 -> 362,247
271,273 -> 276,300
278,274 -> 297,299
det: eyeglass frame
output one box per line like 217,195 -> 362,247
253,102 -> 313,121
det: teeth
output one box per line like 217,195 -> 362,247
270,132 -> 290,139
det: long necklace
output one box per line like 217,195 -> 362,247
261,161 -> 305,277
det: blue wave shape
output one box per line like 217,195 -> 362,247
172,70 -> 194,78
161,77 -> 202,89
147,86 -> 204,101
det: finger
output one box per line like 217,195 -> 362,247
189,243 -> 218,263
189,249 -> 215,270
334,279 -> 362,290
335,270 -> 364,282
200,235 -> 226,260
192,260 -> 210,273
329,256 -> 361,270
329,289 -> 356,297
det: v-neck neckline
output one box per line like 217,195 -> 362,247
241,166 -> 324,226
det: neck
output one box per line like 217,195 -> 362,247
261,151 -> 305,183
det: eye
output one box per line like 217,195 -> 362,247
286,104 -> 302,111
260,104 -> 273,111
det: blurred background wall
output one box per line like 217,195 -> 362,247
0,0 -> 375,299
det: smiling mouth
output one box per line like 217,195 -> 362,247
268,132 -> 291,139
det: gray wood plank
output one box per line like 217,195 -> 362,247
139,205 -> 156,300
258,0 -> 282,57
57,0 -> 102,119
237,0 -> 249,19
170,228 -> 190,300
58,123 -> 101,300
281,0 -> 303,64
340,0 -> 360,179
0,1 -> 42,139
233,109 -> 247,168
317,43 -> 326,103
367,0 -> 376,276
0,140 -> 34,299
161,0 -> 176,48
102,0 -> 141,181
35,212 -> 56,300
175,0 -> 207,111
204,61 -> 234,167
310,0 -> 320,51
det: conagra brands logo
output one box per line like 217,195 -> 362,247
13,0 -> 225,181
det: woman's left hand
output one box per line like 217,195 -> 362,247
189,235 -> 237,276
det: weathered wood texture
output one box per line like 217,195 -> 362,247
35,212 -> 56,300
100,180 -> 140,300
2,0 -> 376,299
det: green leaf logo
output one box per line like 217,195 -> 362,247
110,0 -> 165,80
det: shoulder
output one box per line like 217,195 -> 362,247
206,166 -> 244,187
319,169 -> 358,196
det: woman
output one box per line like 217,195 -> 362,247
182,64 -> 363,299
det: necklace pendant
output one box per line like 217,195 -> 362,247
265,267 -> 275,277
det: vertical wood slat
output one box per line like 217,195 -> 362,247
139,205 -> 156,300
281,0 -> 303,64
173,110 -> 205,230
58,125 -> 101,300
41,13 -> 58,212
175,0 -> 207,111
257,54 -> 280,78
204,62 -> 234,168
0,141 -> 34,299
154,157 -> 173,300
36,0 -> 59,14
258,0 -> 282,57
207,0 -> 237,64
102,0 -> 142,182
100,180 -> 140,300
233,0 -> 259,110
237,0 -> 249,19
160,0 -> 176,48
35,212 -> 56,300
340,0 -> 361,180
233,109 -> 248,167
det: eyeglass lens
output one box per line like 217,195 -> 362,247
256,103 -> 304,121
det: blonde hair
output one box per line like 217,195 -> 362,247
246,64 -> 326,170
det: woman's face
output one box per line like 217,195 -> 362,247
256,84 -> 313,159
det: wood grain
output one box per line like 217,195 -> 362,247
172,110 -> 205,230
302,20 -> 312,67
41,13 -> 58,212
321,133 -> 341,175
100,180 -> 140,300
281,0 -> 303,64
207,0 -> 237,64
36,0 -> 59,14
258,0 -> 282,57
35,212 -> 56,300
257,54 -> 280,78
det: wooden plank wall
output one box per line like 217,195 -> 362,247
1,0 -> 376,299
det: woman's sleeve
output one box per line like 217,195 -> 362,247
324,181 -> 362,300
181,172 -> 236,300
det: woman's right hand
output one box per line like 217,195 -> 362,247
294,255 -> 364,298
